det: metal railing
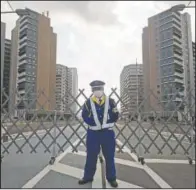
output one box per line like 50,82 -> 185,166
1,87 -> 195,164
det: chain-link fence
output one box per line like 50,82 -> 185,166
1,87 -> 195,164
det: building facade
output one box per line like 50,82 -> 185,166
2,39 -> 11,112
9,22 -> 19,115
192,42 -> 195,93
181,13 -> 195,115
120,64 -> 144,118
9,8 -> 57,116
1,22 -> 6,101
142,9 -> 194,114
56,64 -> 78,113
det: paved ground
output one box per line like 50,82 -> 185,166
1,124 -> 195,188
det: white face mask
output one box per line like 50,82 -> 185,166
94,90 -> 104,98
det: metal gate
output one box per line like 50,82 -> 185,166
1,87 -> 195,164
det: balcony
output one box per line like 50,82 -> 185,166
20,22 -> 29,32
172,12 -> 181,22
19,32 -> 27,40
19,54 -> 27,61
19,36 -> 27,44
174,53 -> 183,61
18,71 -> 26,78
18,66 -> 26,74
173,36 -> 182,45
174,78 -> 183,84
174,47 -> 183,56
19,41 -> 27,49
20,15 -> 29,25
18,59 -> 27,67
174,67 -> 183,74
172,20 -> 181,30
173,28 -> 182,38
17,78 -> 26,83
174,72 -> 184,78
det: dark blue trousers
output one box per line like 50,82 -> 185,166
83,128 -> 116,181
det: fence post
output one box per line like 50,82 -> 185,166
188,116 -> 195,165
138,113 -> 145,165
49,110 -> 57,165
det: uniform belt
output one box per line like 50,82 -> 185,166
88,123 -> 114,131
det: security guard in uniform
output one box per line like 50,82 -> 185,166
78,80 -> 119,188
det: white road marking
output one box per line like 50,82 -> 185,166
92,155 -> 103,188
22,165 -> 52,188
51,163 -> 83,179
116,139 -> 172,188
75,150 -> 143,188
21,132 -> 86,188
116,139 -> 138,161
106,179 -> 143,188
145,158 -> 195,164
143,164 -> 171,188
76,150 -> 144,169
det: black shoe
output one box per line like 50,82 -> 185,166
108,180 -> 118,188
78,179 -> 93,185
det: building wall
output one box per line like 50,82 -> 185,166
11,8 -> 57,114
142,9 -> 193,113
69,68 -> 78,113
56,64 -> 69,111
142,27 -> 150,112
9,21 -> 19,115
55,65 -> 78,113
1,22 -> 6,94
120,64 -> 144,117
181,13 -> 194,114
36,12 -> 56,111
2,39 -> 11,112
193,42 -> 195,114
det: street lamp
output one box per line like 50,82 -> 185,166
1,9 -> 29,16
170,4 -> 195,12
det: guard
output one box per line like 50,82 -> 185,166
78,80 -> 119,188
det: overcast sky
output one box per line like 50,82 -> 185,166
1,1 -> 195,99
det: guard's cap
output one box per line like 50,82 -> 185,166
90,80 -> 105,91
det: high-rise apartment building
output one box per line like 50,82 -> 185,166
68,67 -> 78,113
9,22 -> 19,115
181,13 -> 195,114
191,41 -> 195,114
56,64 -> 78,113
142,9 -> 194,113
120,64 -> 144,117
9,8 -> 57,116
2,39 -> 11,112
1,22 -> 6,97
192,42 -> 195,91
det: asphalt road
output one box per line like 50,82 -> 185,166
2,120 -> 79,135
1,128 -> 86,188
117,120 -> 194,134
